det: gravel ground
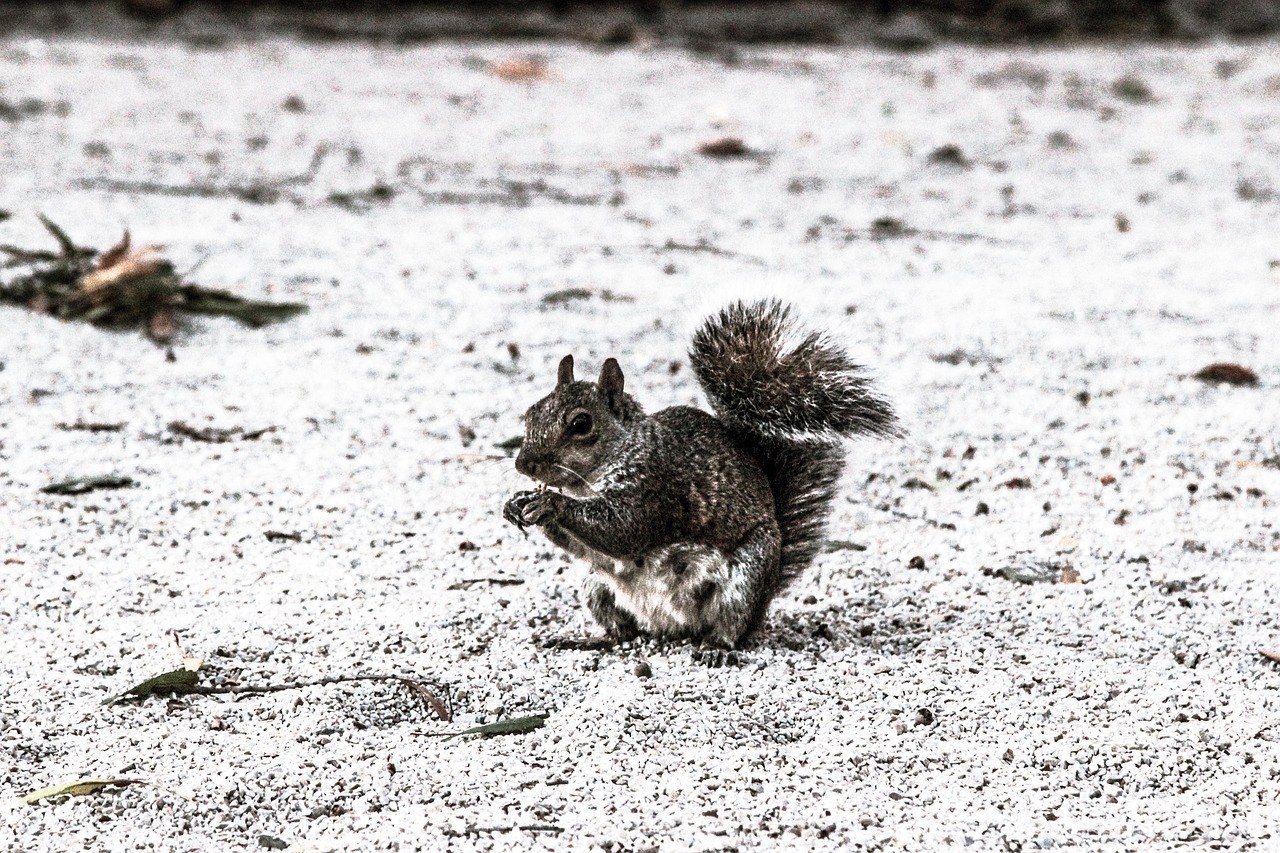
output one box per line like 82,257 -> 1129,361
1,33 -> 1279,853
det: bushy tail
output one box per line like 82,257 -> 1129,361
690,300 -> 899,597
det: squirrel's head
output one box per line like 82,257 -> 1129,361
515,354 -> 643,493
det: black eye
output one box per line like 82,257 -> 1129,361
568,413 -> 592,435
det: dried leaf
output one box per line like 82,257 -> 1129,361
23,778 -> 143,805
442,713 -> 548,741
824,540 -> 868,552
55,421 -> 125,433
81,245 -> 165,294
490,59 -> 550,82
1061,566 -> 1082,584
104,668 -> 200,706
95,230 -> 131,271
984,562 -> 1062,585
698,136 -> 751,158
401,679 -> 451,721
172,632 -> 204,673
1191,363 -> 1259,386
40,475 -> 134,495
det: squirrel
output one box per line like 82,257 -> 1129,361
502,299 -> 899,648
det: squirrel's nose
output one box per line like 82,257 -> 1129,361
514,451 -> 538,479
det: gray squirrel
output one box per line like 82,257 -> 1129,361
503,300 -> 899,648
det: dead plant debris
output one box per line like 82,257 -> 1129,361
438,713 -> 549,741
927,144 -> 972,168
490,58 -> 551,82
41,475 -> 134,495
447,577 -> 525,590
1,214 -> 307,344
1190,362 -> 1259,386
23,778 -> 152,806
541,287 -> 634,306
697,136 -> 754,158
400,679 -> 451,721
168,421 -> 277,443
983,562 -> 1063,585
56,420 -> 125,433
1111,75 -> 1155,104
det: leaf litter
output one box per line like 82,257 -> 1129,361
0,214 -> 307,344
435,713 -> 549,741
23,777 -> 192,806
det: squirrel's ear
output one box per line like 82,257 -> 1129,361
557,354 -> 575,387
598,357 -> 625,401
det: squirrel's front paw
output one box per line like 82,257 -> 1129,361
503,490 -> 558,528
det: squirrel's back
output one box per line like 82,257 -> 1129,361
689,300 -> 898,624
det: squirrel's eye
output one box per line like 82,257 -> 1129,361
568,413 -> 593,435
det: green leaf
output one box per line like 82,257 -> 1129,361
104,668 -> 200,706
23,778 -> 142,805
442,712 -> 548,741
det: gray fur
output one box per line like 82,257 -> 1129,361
503,300 -> 898,647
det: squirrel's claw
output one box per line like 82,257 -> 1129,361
504,490 -> 556,529
502,491 -> 534,530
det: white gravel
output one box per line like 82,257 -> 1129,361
1,33 -> 1279,852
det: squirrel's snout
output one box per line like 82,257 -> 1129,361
514,451 -> 539,480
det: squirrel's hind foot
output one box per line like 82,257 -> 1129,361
691,646 -> 745,668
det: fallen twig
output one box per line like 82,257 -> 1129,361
71,146 -> 328,205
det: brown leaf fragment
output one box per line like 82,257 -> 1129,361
81,244 -> 165,295
1100,474 -> 1116,486
697,136 -> 751,158
1191,363 -> 1259,386
56,420 -> 125,433
1061,565 -> 1082,584
169,421 -> 276,443
490,59 -> 550,82
41,475 -> 134,495
447,577 -> 524,590
401,679 -> 451,721
172,632 -> 204,672
1261,648 -> 1280,664
96,230 -> 131,271
1005,477 -> 1031,489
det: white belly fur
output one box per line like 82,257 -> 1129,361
589,544 -> 729,635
